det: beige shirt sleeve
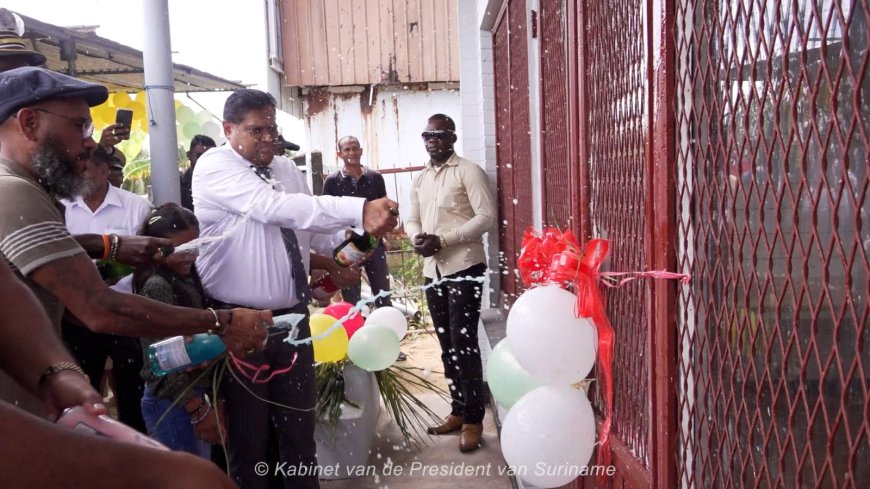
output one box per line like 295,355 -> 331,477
441,162 -> 495,247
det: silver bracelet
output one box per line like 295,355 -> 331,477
189,395 -> 212,425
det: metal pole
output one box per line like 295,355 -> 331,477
142,0 -> 180,205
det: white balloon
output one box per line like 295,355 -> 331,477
363,306 -> 408,340
506,285 -> 597,385
501,385 -> 596,488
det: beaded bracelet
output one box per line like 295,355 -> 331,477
108,234 -> 121,262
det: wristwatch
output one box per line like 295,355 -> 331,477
38,362 -> 89,390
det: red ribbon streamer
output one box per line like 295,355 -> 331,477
228,351 -> 298,384
517,227 -> 690,475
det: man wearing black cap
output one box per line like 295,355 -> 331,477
179,134 -> 216,211
0,9 -> 45,72
0,66 -> 271,414
107,151 -> 126,187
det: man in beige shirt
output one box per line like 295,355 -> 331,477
405,113 -> 495,453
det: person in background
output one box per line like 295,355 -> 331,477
135,203 -> 225,458
108,156 -> 125,188
180,135 -> 216,211
406,113 -> 495,453
0,67 -> 269,415
192,89 -> 397,489
323,135 -> 393,309
60,145 -> 154,432
274,134 -> 300,157
0,8 -> 45,72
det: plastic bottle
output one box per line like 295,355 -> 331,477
310,273 -> 340,301
333,231 -> 379,267
56,406 -> 169,450
147,333 -> 226,377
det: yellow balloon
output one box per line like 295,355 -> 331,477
90,103 -> 113,130
309,313 -> 349,363
111,92 -> 132,108
129,102 -> 146,122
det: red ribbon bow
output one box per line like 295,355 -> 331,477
518,228 -> 614,470
517,228 -> 690,477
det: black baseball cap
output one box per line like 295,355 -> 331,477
276,135 -> 300,152
0,66 -> 108,123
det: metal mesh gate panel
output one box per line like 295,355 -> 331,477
675,0 -> 870,487
584,0 -> 652,476
493,0 -> 534,304
540,0 -> 577,234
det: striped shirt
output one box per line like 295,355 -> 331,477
0,158 -> 85,319
0,158 -> 86,414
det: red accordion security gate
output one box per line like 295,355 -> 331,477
493,0 -> 868,487
674,0 -> 869,487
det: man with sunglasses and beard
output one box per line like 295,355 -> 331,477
405,113 -> 495,453
0,67 -> 270,416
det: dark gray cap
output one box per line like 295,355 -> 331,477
0,66 -> 108,122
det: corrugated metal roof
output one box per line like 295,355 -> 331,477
18,13 -> 245,92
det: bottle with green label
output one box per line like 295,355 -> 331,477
333,231 -> 379,268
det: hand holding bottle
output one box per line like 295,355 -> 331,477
216,308 -> 271,357
362,197 -> 399,237
40,370 -> 106,421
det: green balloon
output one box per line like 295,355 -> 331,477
195,110 -> 214,125
176,106 -> 195,125
182,121 -> 201,139
347,325 -> 400,372
487,338 -> 544,409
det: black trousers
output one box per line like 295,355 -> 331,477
61,319 -> 146,432
340,245 -> 392,308
220,302 -> 319,489
425,263 -> 487,424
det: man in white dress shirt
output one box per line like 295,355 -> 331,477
193,89 -> 398,489
61,146 -> 153,432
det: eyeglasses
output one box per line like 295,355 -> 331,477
421,130 -> 454,141
240,125 -> 281,140
32,108 -> 94,139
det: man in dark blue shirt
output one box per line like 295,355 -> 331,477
323,135 -> 392,308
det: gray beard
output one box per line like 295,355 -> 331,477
31,138 -> 87,200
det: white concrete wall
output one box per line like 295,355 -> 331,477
457,0 -> 501,308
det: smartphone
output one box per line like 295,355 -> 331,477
114,108 -> 133,139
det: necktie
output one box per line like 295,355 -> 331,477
251,165 -> 310,302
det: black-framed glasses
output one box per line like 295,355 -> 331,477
240,125 -> 281,140
32,108 -> 94,139
421,130 -> 454,141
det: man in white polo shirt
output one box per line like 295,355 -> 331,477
60,145 -> 153,432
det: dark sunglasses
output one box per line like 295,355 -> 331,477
421,130 -> 454,141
